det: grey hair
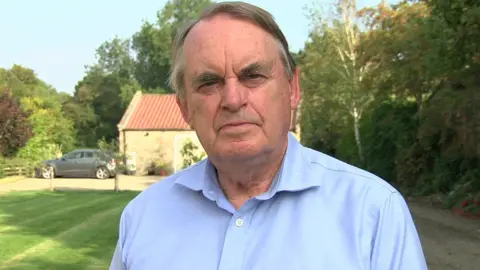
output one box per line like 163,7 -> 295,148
167,1 -> 296,100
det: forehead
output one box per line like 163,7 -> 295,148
182,14 -> 279,74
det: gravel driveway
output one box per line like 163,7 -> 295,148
1,176 -> 479,269
0,175 -> 160,193
408,200 -> 480,269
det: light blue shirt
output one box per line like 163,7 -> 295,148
110,133 -> 427,270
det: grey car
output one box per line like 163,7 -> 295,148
37,149 -> 117,179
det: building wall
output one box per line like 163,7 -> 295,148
122,130 -> 204,175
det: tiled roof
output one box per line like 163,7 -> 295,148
119,92 -> 298,131
123,94 -> 191,130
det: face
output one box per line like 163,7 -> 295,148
177,15 -> 300,163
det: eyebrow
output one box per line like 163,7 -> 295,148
190,72 -> 221,89
239,61 -> 273,76
189,60 -> 274,88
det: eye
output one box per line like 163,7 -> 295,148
197,79 -> 220,90
240,73 -> 267,88
200,81 -> 217,88
244,73 -> 264,80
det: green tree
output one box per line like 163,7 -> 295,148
17,96 -> 75,161
132,0 -> 213,92
301,0 -> 378,162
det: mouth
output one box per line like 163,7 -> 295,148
220,122 -> 254,131
223,122 -> 251,127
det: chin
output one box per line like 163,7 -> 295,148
217,139 -> 264,160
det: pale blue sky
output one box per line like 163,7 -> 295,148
0,0 -> 393,94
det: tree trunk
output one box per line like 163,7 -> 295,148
353,108 -> 364,162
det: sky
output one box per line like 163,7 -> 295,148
0,0 -> 393,94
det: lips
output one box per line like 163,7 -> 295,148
223,122 -> 250,127
220,121 -> 254,132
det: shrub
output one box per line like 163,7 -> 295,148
180,138 -> 206,169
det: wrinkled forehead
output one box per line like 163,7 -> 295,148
182,15 -> 280,76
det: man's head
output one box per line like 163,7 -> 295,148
169,2 -> 300,165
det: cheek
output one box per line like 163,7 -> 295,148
189,96 -> 217,127
260,84 -> 291,126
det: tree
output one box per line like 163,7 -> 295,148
0,89 -> 32,157
16,96 -> 75,161
68,0 -> 215,147
0,64 -> 77,159
132,0 -> 213,92
70,36 -> 137,147
301,0 -> 378,162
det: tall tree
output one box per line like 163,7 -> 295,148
132,0 -> 213,92
301,0 -> 377,161
93,37 -> 135,79
70,37 -> 137,146
359,1 -> 442,109
0,89 -> 32,157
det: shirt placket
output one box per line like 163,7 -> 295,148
217,206 -> 253,270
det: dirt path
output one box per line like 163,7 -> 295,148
408,200 -> 480,270
1,177 -> 479,269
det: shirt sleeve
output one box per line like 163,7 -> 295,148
370,192 -> 428,270
109,240 -> 125,270
109,209 -> 128,270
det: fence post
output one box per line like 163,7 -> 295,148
49,168 -> 54,191
114,173 -> 119,192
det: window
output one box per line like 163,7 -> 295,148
64,152 -> 83,159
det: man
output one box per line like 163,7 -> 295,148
110,2 -> 427,269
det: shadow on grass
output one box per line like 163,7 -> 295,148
0,190 -> 140,270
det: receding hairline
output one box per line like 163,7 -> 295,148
182,14 -> 286,62
168,2 -> 296,98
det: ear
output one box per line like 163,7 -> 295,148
289,67 -> 301,109
176,96 -> 191,126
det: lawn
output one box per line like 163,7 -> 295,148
0,190 -> 139,270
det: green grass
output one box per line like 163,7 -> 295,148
0,190 -> 139,270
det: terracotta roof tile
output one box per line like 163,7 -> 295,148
124,94 -> 190,130
122,93 -> 298,131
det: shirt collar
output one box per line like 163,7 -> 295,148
174,132 -> 321,199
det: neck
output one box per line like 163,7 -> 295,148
213,140 -> 288,209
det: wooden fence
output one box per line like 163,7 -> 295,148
0,163 -> 35,178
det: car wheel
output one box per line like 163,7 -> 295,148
95,166 -> 109,179
42,166 -> 55,179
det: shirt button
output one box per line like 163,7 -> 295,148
235,218 -> 244,227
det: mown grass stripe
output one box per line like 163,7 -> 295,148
0,195 -> 81,224
0,194 -> 131,260
0,195 -> 116,233
0,191 -> 109,212
0,191 -> 133,225
0,193 -> 70,216
0,191 -> 138,269
0,205 -> 124,268
12,206 -> 124,270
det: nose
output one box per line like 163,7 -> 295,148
220,78 -> 247,112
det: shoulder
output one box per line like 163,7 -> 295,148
301,145 -> 403,209
300,146 -> 415,235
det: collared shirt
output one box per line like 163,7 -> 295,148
109,133 -> 427,270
